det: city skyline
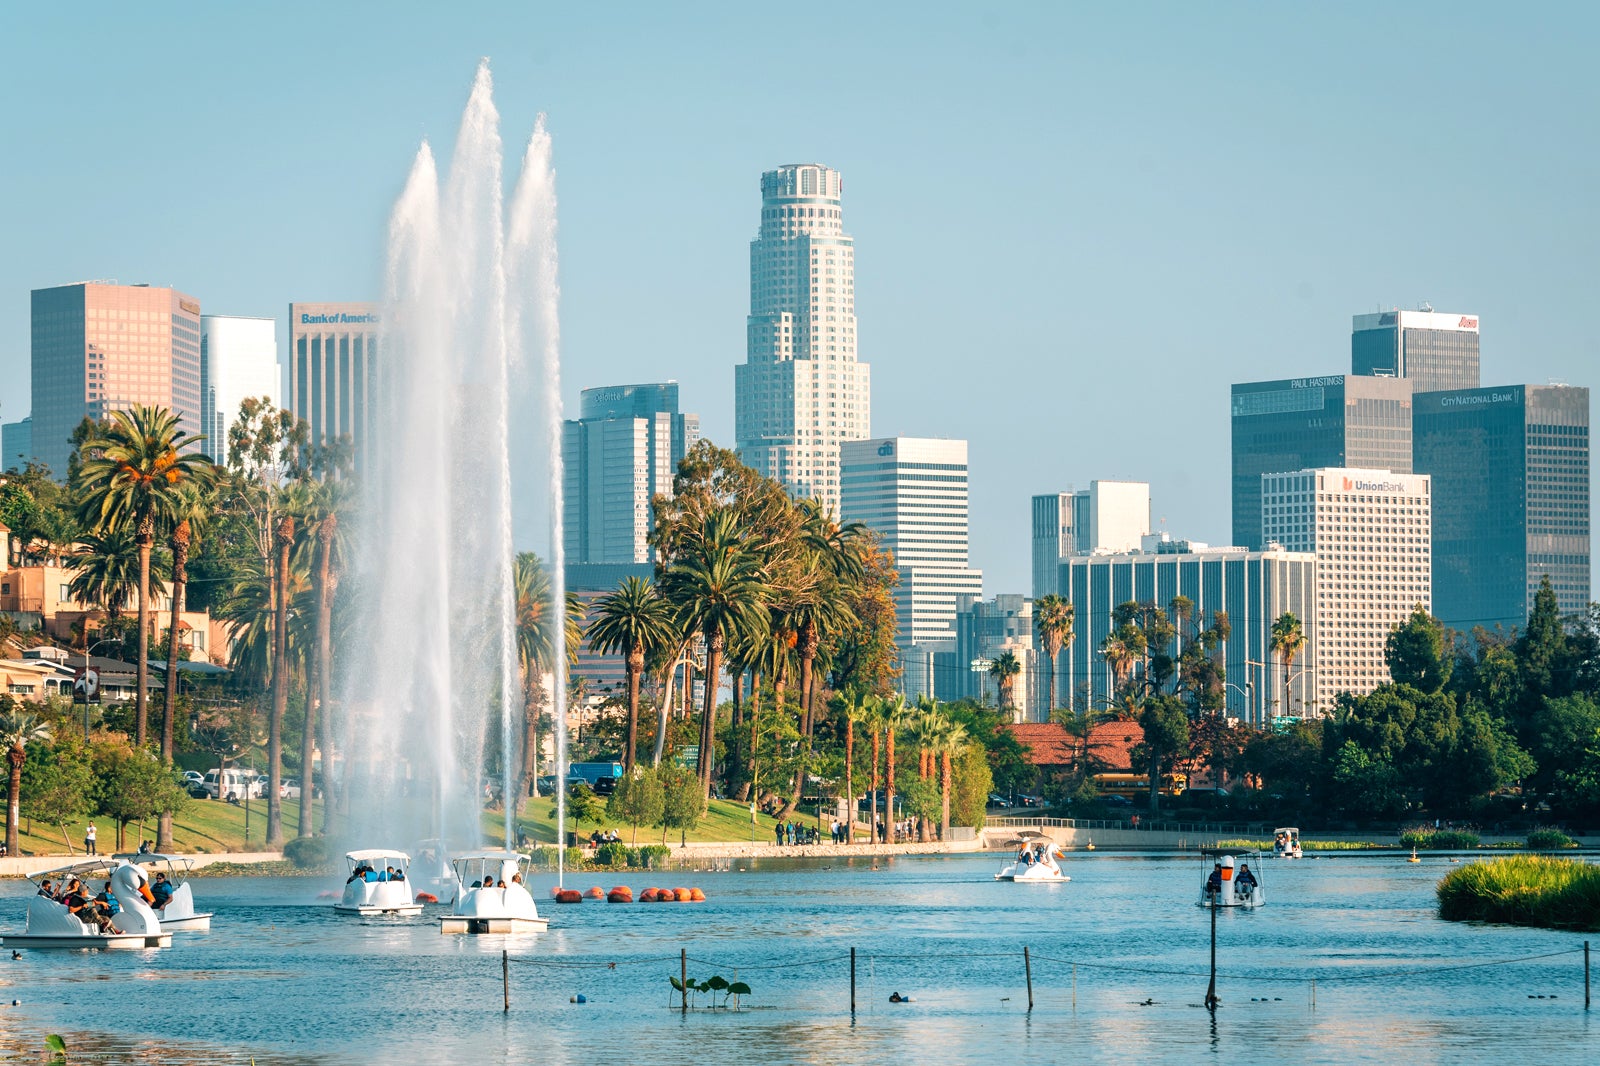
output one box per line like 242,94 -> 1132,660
2,5 -> 1596,597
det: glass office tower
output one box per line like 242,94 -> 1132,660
1231,374 -> 1413,550
1414,384 -> 1590,634
1352,309 -> 1480,393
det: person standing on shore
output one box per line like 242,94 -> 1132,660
84,823 -> 97,856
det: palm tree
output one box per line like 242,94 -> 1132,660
1101,634 -> 1136,696
838,689 -> 870,845
513,553 -> 582,808
935,714 -> 967,841
1034,594 -> 1074,716
154,490 -> 205,850
661,511 -> 768,799
265,513 -> 294,846
284,478 -> 346,837
585,576 -> 675,775
988,651 -> 1022,714
66,526 -> 168,624
1269,612 -> 1306,719
74,405 -> 215,746
903,708 -> 942,841
881,694 -> 910,842
2,710 -> 51,857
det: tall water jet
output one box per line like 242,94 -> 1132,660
341,61 -> 563,853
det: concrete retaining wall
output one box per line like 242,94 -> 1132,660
1,851 -> 282,879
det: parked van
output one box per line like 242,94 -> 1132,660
568,762 -> 624,787
204,768 -> 265,800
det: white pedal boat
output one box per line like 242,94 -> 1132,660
3,860 -> 173,949
440,851 -> 548,933
114,853 -> 213,931
1197,851 -> 1265,909
1273,827 -> 1303,859
334,850 -> 424,916
995,835 -> 1070,882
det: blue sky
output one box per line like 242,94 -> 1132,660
2,3 -> 1595,594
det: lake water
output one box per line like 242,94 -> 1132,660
1,852 -> 1594,1064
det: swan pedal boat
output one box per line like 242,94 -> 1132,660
113,853 -> 213,931
1197,850 -> 1266,910
995,837 -> 1070,883
1273,827 -> 1303,860
2,860 -> 173,949
440,851 -> 548,933
334,850 -> 424,916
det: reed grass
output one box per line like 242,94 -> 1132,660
1525,827 -> 1579,851
1437,855 -> 1600,931
1209,838 -> 1377,852
1400,827 -> 1480,849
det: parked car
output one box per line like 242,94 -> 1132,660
185,782 -> 210,799
181,770 -> 205,787
281,778 -> 302,799
987,792 -> 1013,808
1016,793 -> 1044,808
204,768 -> 266,801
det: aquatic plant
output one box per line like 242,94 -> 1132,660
1437,855 -> 1600,931
1400,827 -> 1480,849
1524,827 -> 1578,851
671,974 -> 751,1010
282,835 -> 333,869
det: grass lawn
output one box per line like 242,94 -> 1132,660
488,795 -> 829,847
7,795 -> 321,859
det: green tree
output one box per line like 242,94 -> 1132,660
1133,695 -> 1190,816
657,763 -> 705,845
607,767 -> 666,845
949,741 -> 994,831
513,553 -> 582,807
1385,606 -> 1452,694
988,651 -> 1022,714
20,736 -> 95,833
566,782 -> 603,834
66,525 -> 169,625
1329,739 -> 1405,821
1529,694 -> 1600,795
585,576 -> 675,775
74,405 -> 216,746
2,710 -> 52,855
1034,594 -> 1074,715
91,736 -> 186,851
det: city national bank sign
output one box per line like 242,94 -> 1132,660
300,312 -> 380,325
1438,388 -> 1520,409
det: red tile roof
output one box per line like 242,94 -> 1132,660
1004,721 -> 1143,773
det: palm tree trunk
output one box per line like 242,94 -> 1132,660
317,565 -> 339,835
697,630 -> 722,799
134,516 -> 153,746
652,644 -> 685,768
1047,651 -> 1057,716
266,515 -> 293,846
300,520 -> 334,839
624,644 -> 643,775
940,748 -> 952,841
870,730 -> 880,839
885,728 -> 896,844
737,672 -> 760,803
843,713 -> 854,845
518,669 -> 541,815
727,666 -> 743,793
6,750 -> 21,857
157,520 -> 190,850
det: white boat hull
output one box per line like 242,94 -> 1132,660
334,903 -> 425,917
1,931 -> 172,950
160,912 -> 213,932
995,865 -> 1069,882
439,915 -> 549,934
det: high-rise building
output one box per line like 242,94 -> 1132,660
200,315 -> 280,464
735,163 -> 870,517
1,417 -> 32,471
1056,544 -> 1317,726
931,595 -> 1038,721
562,382 -> 700,565
1030,482 -> 1152,597
31,282 -> 203,477
1352,309 -> 1480,393
1414,384 -> 1590,633
287,302 -> 379,472
1231,374 -> 1413,551
840,437 -> 982,699
1262,468 -> 1431,712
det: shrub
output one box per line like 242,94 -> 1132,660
595,841 -> 630,867
1525,827 -> 1578,851
1438,855 -> 1600,931
1400,827 -> 1480,849
281,835 -> 332,869
564,846 -> 588,870
638,844 -> 671,870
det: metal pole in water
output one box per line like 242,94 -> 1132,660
681,947 -> 688,1014
1204,899 -> 1218,1010
1585,941 -> 1590,1009
1024,946 -> 1034,1012
850,947 -> 857,1015
1072,963 -> 1077,1011
502,949 -> 510,1012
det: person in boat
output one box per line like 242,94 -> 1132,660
96,881 -> 120,918
347,864 -> 366,884
62,879 -> 113,932
1235,862 -> 1258,897
510,873 -> 523,885
150,871 -> 175,910
37,878 -> 56,898
390,866 -> 404,882
137,839 -> 153,855
1204,862 -> 1223,898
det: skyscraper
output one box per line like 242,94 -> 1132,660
288,302 -> 379,472
1262,468 -> 1432,712
735,163 -> 870,517
1352,309 -> 1480,392
562,382 -> 700,565
840,437 -> 982,698
1231,374 -> 1413,551
1414,384 -> 1590,633
31,282 -> 203,477
1,417 -> 32,471
200,315 -> 280,464
1030,482 -> 1152,596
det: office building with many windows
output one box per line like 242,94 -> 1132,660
1231,374 -> 1413,551
1,418 -> 32,471
1056,545 -> 1317,726
288,302 -> 379,472
562,382 -> 699,565
1262,468 -> 1431,712
1414,384 -> 1590,633
1352,309 -> 1480,393
735,163 -> 870,516
930,594 -> 1039,721
841,436 -> 982,698
1030,482 -> 1152,597
30,282 -> 203,477
200,315 -> 280,464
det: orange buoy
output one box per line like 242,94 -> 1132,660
688,888 -> 706,901
555,888 -> 584,904
414,892 -> 439,904
584,886 -> 605,899
655,888 -> 675,902
638,888 -> 658,902
607,887 -> 633,903
673,887 -> 692,902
